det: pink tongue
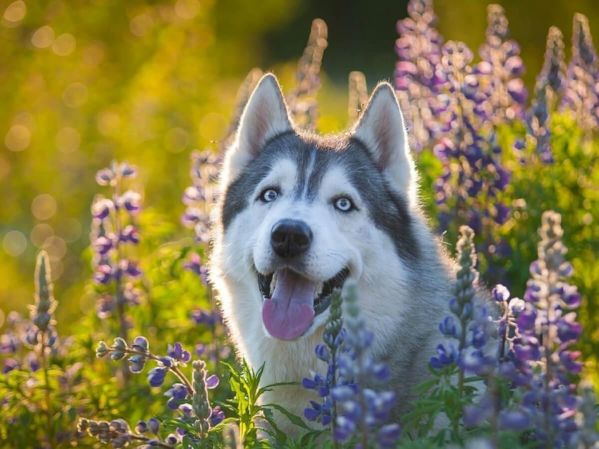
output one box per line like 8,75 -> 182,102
262,269 -> 316,340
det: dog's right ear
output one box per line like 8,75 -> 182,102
223,74 -> 293,183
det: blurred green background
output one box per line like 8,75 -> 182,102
1,0 -> 598,335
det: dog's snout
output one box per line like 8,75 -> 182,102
271,219 -> 312,258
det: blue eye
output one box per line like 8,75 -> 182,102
334,197 -> 354,212
260,188 -> 279,203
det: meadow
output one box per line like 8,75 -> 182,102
0,0 -> 598,448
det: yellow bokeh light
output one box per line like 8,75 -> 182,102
31,25 -> 55,48
174,0 -> 200,20
2,230 -> 27,257
5,124 -> 31,151
52,33 -> 76,56
30,223 -> 54,248
31,194 -> 57,221
3,0 -> 26,24
43,236 -> 67,261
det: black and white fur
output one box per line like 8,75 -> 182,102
210,74 -> 455,431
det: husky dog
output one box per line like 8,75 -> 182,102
210,73 -> 455,430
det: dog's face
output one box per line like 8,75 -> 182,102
213,74 -> 419,342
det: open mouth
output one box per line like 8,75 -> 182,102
257,267 -> 350,341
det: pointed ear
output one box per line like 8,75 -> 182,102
223,73 -> 293,183
351,82 -> 417,203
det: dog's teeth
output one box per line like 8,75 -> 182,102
317,283 -> 324,295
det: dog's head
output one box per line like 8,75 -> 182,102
214,74 -> 421,342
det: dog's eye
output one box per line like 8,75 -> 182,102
260,188 -> 279,203
333,197 -> 354,212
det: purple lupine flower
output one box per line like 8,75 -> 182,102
184,253 -> 210,285
91,198 -> 114,220
93,264 -> 113,285
167,343 -> 191,363
165,383 -> 188,410
509,211 -> 583,447
95,168 -> 115,186
431,227 -> 496,377
119,163 -> 136,178
119,225 -> 139,244
478,4 -> 527,123
574,384 -> 599,447
78,418 -> 174,448
434,39 -> 521,281
181,151 -> 221,243
148,418 -> 160,435
135,420 -> 148,434
330,282 -> 400,448
0,333 -> 19,354
3,358 -> 19,373
286,18 -> 328,131
429,342 -> 459,369
302,290 -> 349,430
394,0 -> 445,150
147,366 -> 167,387
527,27 -> 566,164
117,191 -> 142,214
561,13 -> 598,132
90,162 -> 143,337
27,352 -> 40,372
209,406 -> 225,426
191,309 -> 219,327
96,294 -> 115,319
538,27 -> 566,96
31,252 -> 58,350
165,433 -> 179,445
93,235 -> 114,255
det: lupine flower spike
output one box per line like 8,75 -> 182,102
529,27 -> 566,163
478,4 -> 527,124
348,71 -> 368,125
332,281 -> 401,449
394,0 -> 445,150
562,13 -> 598,133
287,18 -> 328,130
182,151 -> 221,245
78,418 -> 175,448
574,383 -> 599,448
32,251 -> 58,445
91,161 -> 143,342
511,211 -> 583,447
303,290 -> 347,428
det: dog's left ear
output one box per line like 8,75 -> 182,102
223,73 -> 293,184
351,82 -> 417,203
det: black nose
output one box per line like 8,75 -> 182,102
271,219 -> 313,258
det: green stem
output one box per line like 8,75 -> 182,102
40,333 -> 54,446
